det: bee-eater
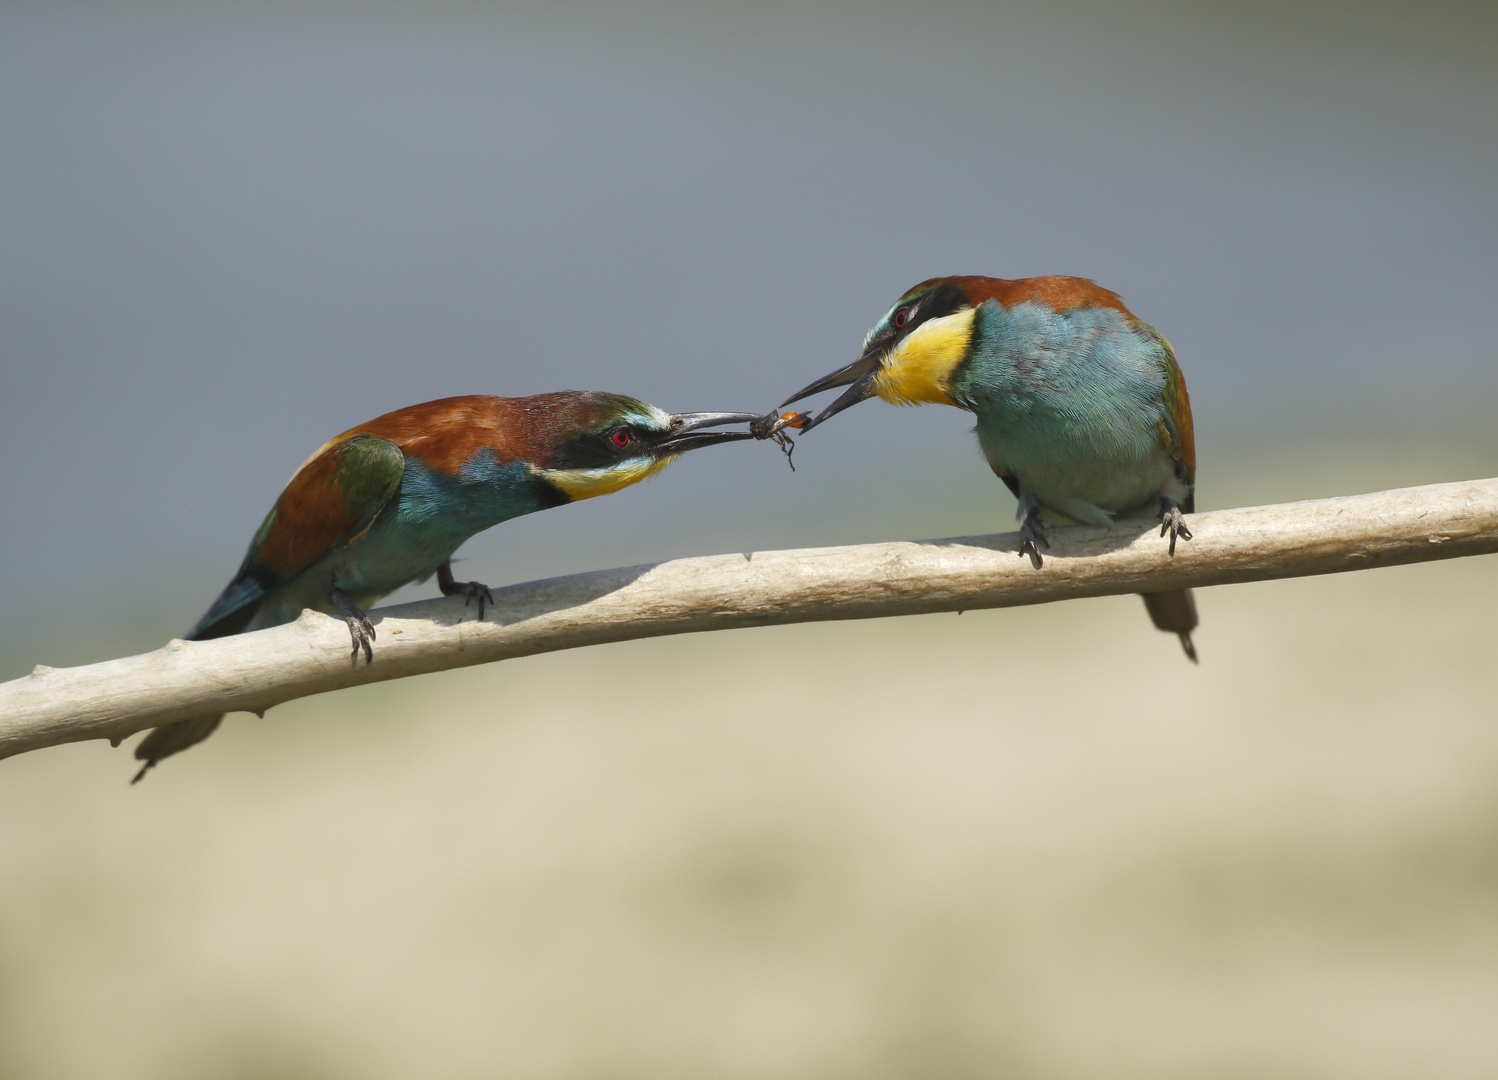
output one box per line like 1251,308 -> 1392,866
780,275 -> 1199,659
131,392 -> 761,782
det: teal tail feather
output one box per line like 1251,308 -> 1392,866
1141,588 -> 1199,663
131,714 -> 225,783
131,573 -> 268,783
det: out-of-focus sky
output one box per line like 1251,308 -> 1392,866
2,0 -> 1495,670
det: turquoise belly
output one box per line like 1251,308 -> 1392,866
246,451 -> 555,626
958,300 -> 1180,523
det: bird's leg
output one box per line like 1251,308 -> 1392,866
1157,495 -> 1193,556
1017,504 -> 1050,570
324,578 -> 375,664
437,560 -> 495,621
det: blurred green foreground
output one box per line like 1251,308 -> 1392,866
2,452 -> 1496,1080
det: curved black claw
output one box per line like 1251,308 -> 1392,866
1158,496 -> 1193,556
1018,507 -> 1050,570
342,612 -> 375,664
437,561 -> 495,621
325,579 -> 375,665
454,580 -> 494,620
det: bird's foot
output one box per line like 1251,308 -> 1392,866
325,581 -> 374,664
1018,509 -> 1050,570
446,579 -> 495,620
1158,496 -> 1193,556
340,610 -> 375,664
437,561 -> 494,620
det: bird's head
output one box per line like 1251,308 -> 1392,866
528,391 -> 761,501
781,277 -> 978,429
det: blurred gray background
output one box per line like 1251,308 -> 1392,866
2,2 -> 1496,1078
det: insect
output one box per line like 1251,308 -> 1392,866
749,410 -> 811,471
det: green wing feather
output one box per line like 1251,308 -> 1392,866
189,434 -> 406,639
1135,321 -> 1196,510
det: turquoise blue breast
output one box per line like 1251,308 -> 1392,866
955,301 -> 1166,421
334,449 -> 560,597
953,300 -> 1177,520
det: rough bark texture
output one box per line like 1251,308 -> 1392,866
4,478 -> 1496,760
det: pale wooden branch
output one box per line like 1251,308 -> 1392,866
4,478 -> 1496,761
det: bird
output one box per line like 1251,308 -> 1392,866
778,275 -> 1199,659
131,392 -> 761,782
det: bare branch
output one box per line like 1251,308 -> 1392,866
4,478 -> 1496,761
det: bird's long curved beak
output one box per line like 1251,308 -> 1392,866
657,411 -> 763,453
778,349 -> 882,432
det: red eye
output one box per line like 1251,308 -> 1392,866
610,428 -> 632,448
893,308 -> 909,329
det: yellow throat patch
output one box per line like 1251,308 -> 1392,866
538,455 -> 677,501
872,306 -> 974,407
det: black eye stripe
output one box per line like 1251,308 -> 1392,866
893,282 -> 967,339
549,425 -> 651,469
